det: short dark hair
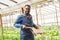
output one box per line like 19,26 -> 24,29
25,5 -> 31,8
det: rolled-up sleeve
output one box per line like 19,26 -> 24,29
14,15 -> 23,28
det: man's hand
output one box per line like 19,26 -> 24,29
22,25 -> 27,29
35,25 -> 39,29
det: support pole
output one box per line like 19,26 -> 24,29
0,14 -> 4,40
35,6 -> 38,25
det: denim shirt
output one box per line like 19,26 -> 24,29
14,13 -> 36,35
14,13 -> 36,28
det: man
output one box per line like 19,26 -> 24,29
14,5 -> 39,40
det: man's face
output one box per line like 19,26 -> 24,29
24,6 -> 30,14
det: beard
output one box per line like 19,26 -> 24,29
25,11 -> 30,15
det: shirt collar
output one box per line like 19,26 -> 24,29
23,13 -> 32,18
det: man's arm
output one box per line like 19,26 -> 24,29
31,16 -> 39,29
14,15 -> 28,29
14,15 -> 23,28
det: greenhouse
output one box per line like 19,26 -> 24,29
0,0 -> 60,40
